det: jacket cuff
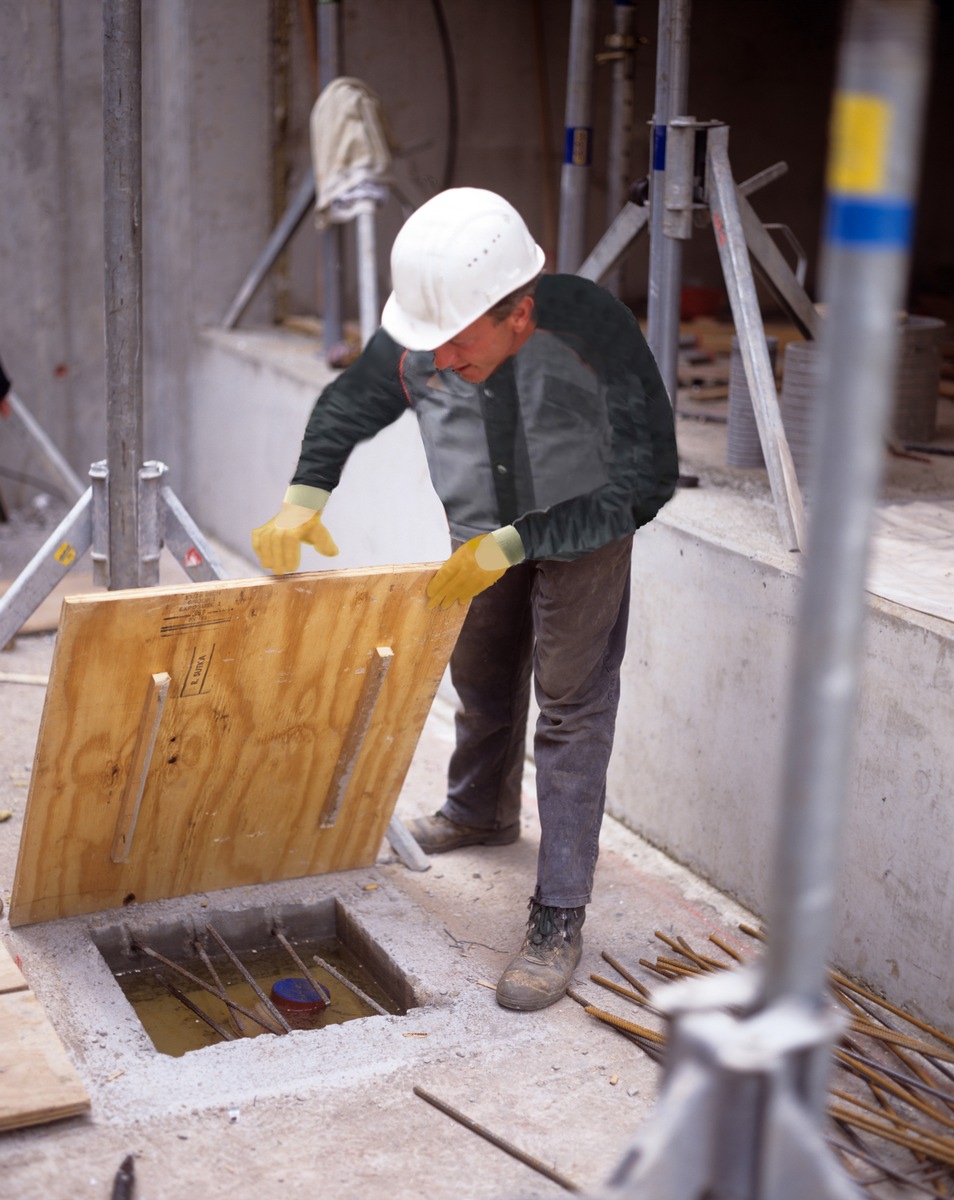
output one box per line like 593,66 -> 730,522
283,484 -> 331,511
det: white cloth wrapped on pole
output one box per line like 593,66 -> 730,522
310,77 -> 394,230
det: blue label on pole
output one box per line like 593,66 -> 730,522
825,196 -> 913,248
564,126 -> 593,166
652,125 -> 666,172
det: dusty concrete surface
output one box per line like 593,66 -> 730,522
2,391 -> 951,1197
0,510 -> 764,1200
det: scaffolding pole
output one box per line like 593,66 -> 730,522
646,0 -> 691,406
556,0 -> 597,273
102,0 -> 144,589
593,2 -> 934,1197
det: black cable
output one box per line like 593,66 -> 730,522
428,0 -> 459,189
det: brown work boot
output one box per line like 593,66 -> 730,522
496,899 -> 586,1011
407,811 -> 520,855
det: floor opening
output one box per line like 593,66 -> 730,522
90,897 -> 413,1057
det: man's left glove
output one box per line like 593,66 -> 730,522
427,526 -> 525,609
252,502 -> 339,574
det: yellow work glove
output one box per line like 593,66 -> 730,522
426,526 -> 524,609
252,502 -> 339,574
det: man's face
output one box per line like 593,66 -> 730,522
432,298 -> 534,383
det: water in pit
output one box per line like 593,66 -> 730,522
116,936 -> 401,1057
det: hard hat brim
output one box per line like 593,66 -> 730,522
380,241 -> 545,352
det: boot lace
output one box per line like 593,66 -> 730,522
526,899 -> 569,949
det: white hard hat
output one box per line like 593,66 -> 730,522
381,188 -> 546,351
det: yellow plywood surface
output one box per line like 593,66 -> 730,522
0,939 -> 27,995
0,988 -> 90,1130
9,565 -> 464,926
0,941 -> 90,1130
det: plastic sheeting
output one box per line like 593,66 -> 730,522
866,500 -> 954,624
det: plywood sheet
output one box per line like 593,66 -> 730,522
9,565 -> 464,925
0,940 -> 27,995
0,988 -> 90,1130
0,942 -> 89,1129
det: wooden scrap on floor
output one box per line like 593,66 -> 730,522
0,940 -> 90,1130
9,564 -> 465,926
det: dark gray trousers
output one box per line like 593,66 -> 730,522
441,535 -> 633,909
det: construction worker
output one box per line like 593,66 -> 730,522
253,188 -> 678,1011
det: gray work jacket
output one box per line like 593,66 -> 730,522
290,274 -> 679,561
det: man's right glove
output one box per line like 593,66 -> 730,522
252,502 -> 339,574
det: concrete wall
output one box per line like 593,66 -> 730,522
7,0 -> 952,495
610,506 -> 954,1032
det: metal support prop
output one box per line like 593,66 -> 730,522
0,461 -> 227,649
556,0 -> 597,273
646,0 -> 691,405
103,0 -> 144,589
318,0 -> 343,356
602,0 -> 638,297
592,3 -> 933,1197
356,207 -> 379,347
706,124 -> 807,552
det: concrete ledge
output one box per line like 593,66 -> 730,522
612,484 -> 954,1033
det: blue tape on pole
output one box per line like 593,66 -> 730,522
564,126 -> 593,167
652,125 -> 666,172
826,196 -> 913,248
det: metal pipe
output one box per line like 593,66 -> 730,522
413,1087 -> 581,1193
556,0 -> 597,273
205,924 -> 293,1033
318,0 -> 343,356
761,0 -> 934,1017
310,950 -> 389,1017
156,973 -> 237,1042
355,208 -> 378,346
132,941 -> 284,1034
646,0 -> 691,405
603,0 -> 637,296
102,0 -> 144,589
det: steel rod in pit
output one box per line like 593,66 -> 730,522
273,931 -> 331,1007
413,1086 -> 580,1193
156,973 -> 236,1042
205,924 -> 292,1033
311,950 -> 389,1017
132,942 -> 283,1035
194,939 -> 245,1036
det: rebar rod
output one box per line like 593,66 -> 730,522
273,930 -> 332,1007
311,951 -> 389,1017
826,1137 -> 942,1197
132,942 -> 283,1034
204,924 -> 292,1033
708,934 -> 745,963
601,950 -> 652,998
832,973 -> 954,1054
829,1096 -> 954,1165
589,973 -> 661,1014
413,1086 -> 581,1193
839,1047 -> 954,1111
584,1005 -> 668,1046
834,1045 -> 951,1135
156,973 -> 236,1042
193,939 -> 244,1036
836,985 -> 954,1100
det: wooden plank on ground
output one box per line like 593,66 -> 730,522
0,988 -> 90,1129
0,940 -> 27,995
9,564 -> 465,926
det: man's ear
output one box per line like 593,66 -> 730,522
510,295 -> 535,333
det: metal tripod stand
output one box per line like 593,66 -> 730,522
578,119 -> 813,553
